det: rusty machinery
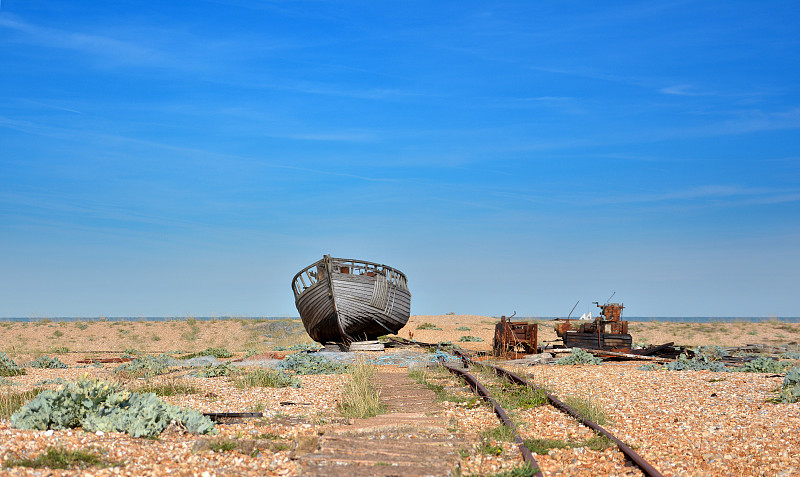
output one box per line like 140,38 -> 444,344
492,315 -> 539,358
554,302 -> 632,351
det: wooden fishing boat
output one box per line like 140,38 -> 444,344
291,255 -> 412,343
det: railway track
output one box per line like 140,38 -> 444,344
391,337 -> 664,477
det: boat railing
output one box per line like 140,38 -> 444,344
293,257 -> 409,298
331,258 -> 409,291
292,263 -> 323,297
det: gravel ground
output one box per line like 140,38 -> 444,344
508,362 -> 798,477
1,316 -> 798,476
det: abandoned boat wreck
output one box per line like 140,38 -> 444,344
291,255 -> 411,343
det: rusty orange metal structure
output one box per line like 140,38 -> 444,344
555,302 -> 632,351
492,316 -> 538,357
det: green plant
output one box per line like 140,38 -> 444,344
524,437 -> 573,454
408,368 -> 472,404
782,351 -> 800,360
235,369 -> 300,388
524,434 -> 613,454
455,326 -> 471,331
563,395 -> 610,426
771,367 -> 800,403
35,378 -> 68,387
276,353 -> 349,375
555,348 -> 602,365
10,377 -> 216,438
481,424 -> 515,442
4,447 -> 115,470
133,380 -> 199,396
664,351 -> 728,372
114,354 -> 175,378
180,347 -> 233,359
736,356 -> 788,374
48,346 -> 70,354
121,349 -> 142,359
28,356 -> 69,369
477,440 -> 503,455
195,363 -> 235,378
337,364 -> 385,418
584,434 -> 614,451
498,384 -> 547,409
458,335 -> 483,342
209,439 -> 239,452
0,352 -> 26,377
416,322 -> 439,330
272,343 -> 320,352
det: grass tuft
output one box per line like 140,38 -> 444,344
4,447 -> 117,470
563,395 -> 611,426
481,424 -> 515,442
337,363 -> 385,418
235,369 -> 301,388
524,434 -> 613,454
0,388 -> 42,419
133,380 -> 199,396
416,322 -> 439,330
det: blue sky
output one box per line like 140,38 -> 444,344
1,1 -> 798,318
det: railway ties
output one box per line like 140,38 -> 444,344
441,352 -> 664,477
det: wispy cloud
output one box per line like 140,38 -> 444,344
0,15 -> 158,66
659,84 -> 715,96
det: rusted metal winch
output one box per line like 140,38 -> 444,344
492,315 -> 539,358
555,302 -> 632,351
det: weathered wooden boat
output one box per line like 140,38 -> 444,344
291,255 -> 411,343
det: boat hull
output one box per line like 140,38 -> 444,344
292,256 -> 411,343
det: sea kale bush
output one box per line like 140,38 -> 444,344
0,353 -> 26,377
555,348 -> 603,366
114,354 -> 176,378
195,363 -> 235,378
28,356 -> 69,369
10,377 -> 215,438
277,352 -> 348,375
664,352 -> 728,372
695,345 -> 729,360
781,351 -> 800,360
458,335 -> 484,342
736,356 -> 788,374
773,367 -> 800,403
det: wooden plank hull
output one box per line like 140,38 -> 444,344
292,256 -> 411,343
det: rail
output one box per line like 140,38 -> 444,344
389,338 -> 664,477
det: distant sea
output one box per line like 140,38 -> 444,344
0,316 -> 295,322
1,316 -> 799,323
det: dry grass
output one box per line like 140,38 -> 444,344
337,362 -> 385,419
